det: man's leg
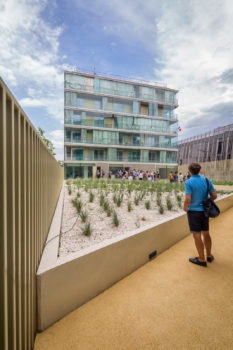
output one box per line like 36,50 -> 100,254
192,233 -> 205,261
202,231 -> 212,257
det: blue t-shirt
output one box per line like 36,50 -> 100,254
185,175 -> 215,211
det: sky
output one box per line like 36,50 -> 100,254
1,0 -> 233,160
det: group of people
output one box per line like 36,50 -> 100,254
110,169 -> 161,181
169,171 -> 190,183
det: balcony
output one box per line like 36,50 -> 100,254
65,81 -> 178,106
64,119 -> 178,134
64,138 -> 178,150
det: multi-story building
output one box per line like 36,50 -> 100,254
178,124 -> 233,181
179,124 -> 233,165
64,70 -> 179,178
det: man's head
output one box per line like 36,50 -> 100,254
188,163 -> 201,175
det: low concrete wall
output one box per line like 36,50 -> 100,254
179,159 -> 233,181
37,193 -> 233,331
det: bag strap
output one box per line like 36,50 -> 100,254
205,177 -> 210,198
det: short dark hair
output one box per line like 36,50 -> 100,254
188,163 -> 201,175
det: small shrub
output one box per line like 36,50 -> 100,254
76,191 -> 81,198
89,191 -> 95,202
127,202 -> 133,212
176,194 -> 182,208
145,200 -> 151,210
166,196 -> 173,210
134,195 -> 140,206
68,185 -> 72,195
112,211 -> 120,227
72,198 -> 82,213
159,205 -> 164,214
99,192 -> 105,207
80,210 -> 88,223
82,222 -> 92,236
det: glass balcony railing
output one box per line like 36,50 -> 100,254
65,81 -> 178,106
64,138 -> 178,149
65,155 -> 177,164
64,119 -> 178,134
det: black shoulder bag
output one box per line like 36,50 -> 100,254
203,178 -> 220,218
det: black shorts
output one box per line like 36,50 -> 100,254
187,211 -> 209,233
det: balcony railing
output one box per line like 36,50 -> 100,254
0,77 -> 63,350
64,138 -> 178,149
64,120 -> 178,134
64,155 -> 178,164
65,81 -> 178,106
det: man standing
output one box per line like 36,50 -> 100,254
183,163 -> 217,267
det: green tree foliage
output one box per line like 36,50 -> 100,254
37,127 -> 56,156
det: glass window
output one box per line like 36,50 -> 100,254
94,149 -> 105,160
117,150 -> 123,161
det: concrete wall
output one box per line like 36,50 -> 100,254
37,193 -> 233,332
179,159 -> 233,181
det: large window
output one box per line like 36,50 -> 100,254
149,151 -> 160,162
94,149 -> 105,160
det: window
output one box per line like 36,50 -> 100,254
73,112 -> 81,125
117,150 -> 123,161
149,151 -> 160,162
94,149 -> 105,160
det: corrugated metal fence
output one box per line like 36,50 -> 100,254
0,77 -> 64,350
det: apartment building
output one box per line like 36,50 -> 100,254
64,70 -> 179,178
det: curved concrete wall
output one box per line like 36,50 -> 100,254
37,193 -> 233,331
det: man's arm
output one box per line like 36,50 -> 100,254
210,190 -> 217,200
183,194 -> 191,212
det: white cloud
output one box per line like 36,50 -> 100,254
49,129 -> 64,160
155,0 -> 233,138
0,0 -> 64,123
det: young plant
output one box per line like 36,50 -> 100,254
127,201 -> 133,212
145,200 -> 151,210
72,198 -> 82,213
89,191 -> 95,202
159,205 -> 164,214
82,222 -> 92,236
112,210 -> 120,227
99,192 -> 105,207
166,196 -> 173,210
68,185 -> 72,195
80,210 -> 88,223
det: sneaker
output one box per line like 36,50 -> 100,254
189,257 -> 207,267
207,255 -> 215,263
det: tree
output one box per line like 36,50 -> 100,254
37,127 -> 56,156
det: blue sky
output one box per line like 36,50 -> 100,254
1,0 -> 233,160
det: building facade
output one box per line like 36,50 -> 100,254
178,124 -> 233,181
178,124 -> 233,165
64,71 -> 179,178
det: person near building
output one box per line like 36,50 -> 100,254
183,163 -> 217,267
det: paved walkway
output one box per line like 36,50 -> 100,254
34,207 -> 233,350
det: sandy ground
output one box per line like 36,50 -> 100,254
59,183 -> 232,256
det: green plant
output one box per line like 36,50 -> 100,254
80,210 -> 88,223
82,222 -> 92,236
166,196 -> 173,210
68,185 -> 72,195
99,192 -> 105,207
127,201 -> 133,212
72,198 -> 82,213
134,194 -> 140,206
176,194 -> 182,208
112,211 -> 120,227
145,200 -> 151,210
89,191 -> 95,202
159,205 -> 164,214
